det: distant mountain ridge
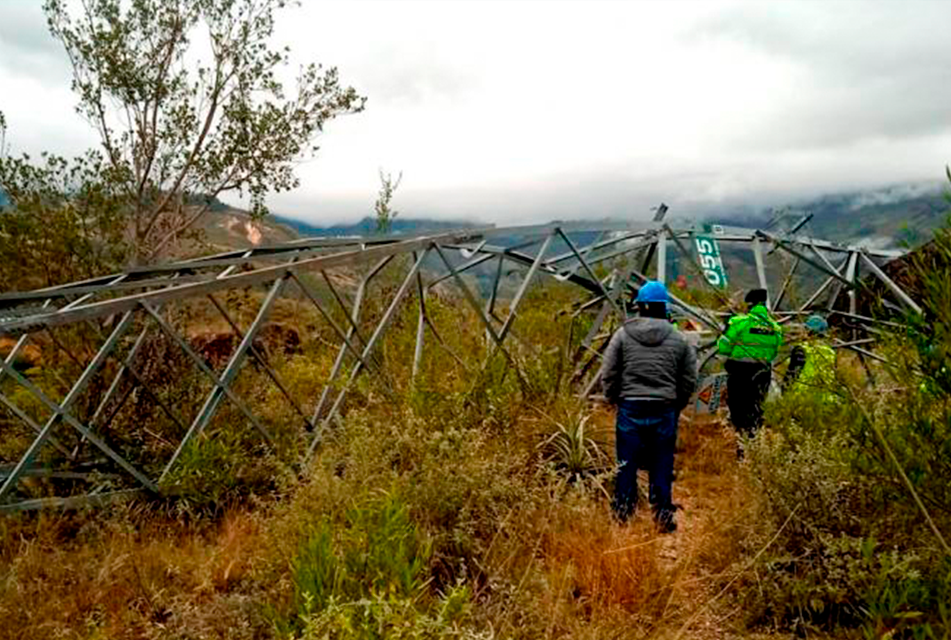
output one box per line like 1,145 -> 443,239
4,182 -> 948,251
272,214 -> 476,238
710,182 -> 950,249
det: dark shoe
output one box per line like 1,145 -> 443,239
655,510 -> 677,534
612,503 -> 635,524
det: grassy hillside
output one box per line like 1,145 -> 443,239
3,187 -> 951,639
197,206 -> 300,251
3,228 -> 951,638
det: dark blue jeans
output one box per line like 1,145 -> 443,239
612,399 -> 679,523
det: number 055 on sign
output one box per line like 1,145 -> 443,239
695,235 -> 728,288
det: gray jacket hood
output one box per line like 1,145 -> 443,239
623,317 -> 673,347
600,317 -> 697,408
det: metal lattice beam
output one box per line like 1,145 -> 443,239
0,217 -> 922,511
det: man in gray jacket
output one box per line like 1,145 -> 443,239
600,280 -> 697,532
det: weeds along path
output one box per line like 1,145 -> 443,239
579,405 -> 786,639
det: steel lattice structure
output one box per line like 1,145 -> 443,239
0,213 -> 920,512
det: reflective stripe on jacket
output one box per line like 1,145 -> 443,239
717,305 -> 782,363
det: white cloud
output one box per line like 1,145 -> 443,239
1,0 -> 949,225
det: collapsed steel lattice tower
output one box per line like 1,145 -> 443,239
0,216 -> 919,512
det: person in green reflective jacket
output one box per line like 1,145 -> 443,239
783,314 -> 837,400
717,289 -> 782,443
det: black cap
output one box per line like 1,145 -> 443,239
745,288 -> 768,305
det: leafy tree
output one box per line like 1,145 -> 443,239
35,0 -> 365,263
374,169 -> 402,234
0,114 -> 129,290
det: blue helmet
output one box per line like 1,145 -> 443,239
636,280 -> 668,304
804,314 -> 828,334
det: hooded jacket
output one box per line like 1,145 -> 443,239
716,304 -> 782,363
600,317 -> 698,409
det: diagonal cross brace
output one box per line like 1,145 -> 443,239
140,302 -> 273,459
0,392 -> 71,456
308,249 -> 430,458
0,311 -> 157,501
289,271 -> 396,402
432,243 -> 506,348
859,252 -> 923,315
207,293 -> 315,431
554,228 -> 622,319
497,233 -> 554,344
149,277 -> 286,483
311,255 -> 394,423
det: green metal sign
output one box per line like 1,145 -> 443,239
695,233 -> 728,288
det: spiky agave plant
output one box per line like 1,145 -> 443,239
539,410 -> 610,484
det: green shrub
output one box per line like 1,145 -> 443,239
742,216 -> 951,637
275,493 -> 472,639
538,408 -> 610,485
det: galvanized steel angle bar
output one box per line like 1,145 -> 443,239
420,308 -> 470,372
807,241 -> 845,278
834,338 -> 890,364
316,267 -> 400,391
859,252 -> 922,315
774,256 -> 801,311
792,253 -> 851,315
752,237 -> 769,305
553,228 -> 622,319
829,310 -> 905,329
578,236 -> 667,273
660,225 -> 737,320
431,243 -> 508,350
0,392 -> 72,456
72,318 -> 188,462
826,251 -> 858,312
0,489 -> 144,513
310,255 -> 393,423
425,238 -> 542,290
761,232 -> 853,288
0,311 -> 156,501
639,233 -> 660,275
656,232 -> 668,283
459,239 -> 487,258
141,290 -> 280,484
206,292 -> 315,431
496,233 -> 555,345
319,270 -> 371,349
404,252 -> 469,373
288,271 -> 397,404
0,230 -> 487,336
308,249 -> 431,458
72,269 -> 216,461
428,242 -> 533,399
484,252 -> 506,340
546,230 -> 647,267
551,230 -> 607,279
793,277 -> 836,317
412,269 -> 426,383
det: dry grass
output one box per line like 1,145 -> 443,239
0,508 -> 266,639
522,410 -> 759,639
0,278 -> 789,639
0,410 -> 771,639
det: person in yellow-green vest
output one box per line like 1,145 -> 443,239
783,314 -> 837,398
717,289 -> 783,442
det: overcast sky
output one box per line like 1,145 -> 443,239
1,0 -> 950,225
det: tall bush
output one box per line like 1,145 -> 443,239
744,212 -> 951,637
